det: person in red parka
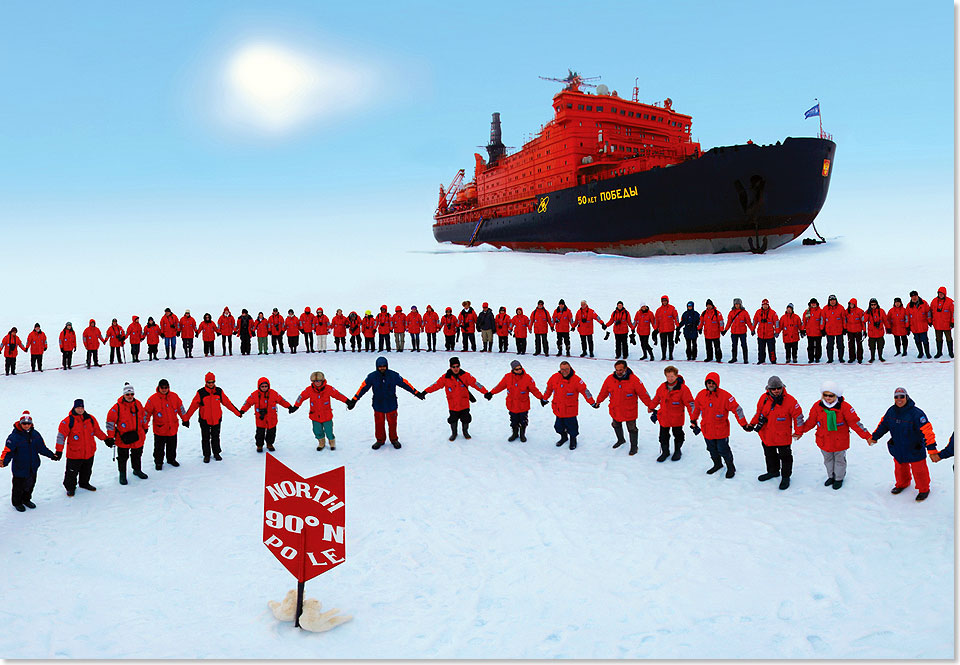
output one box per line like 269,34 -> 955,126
593,360 -> 653,456
82,319 -> 105,369
254,312 -> 269,355
160,308 -> 180,359
126,315 -> 143,363
541,361 -> 595,450
723,298 -> 754,364
198,313 -> 218,357
105,318 -> 126,365
748,375 -> 805,490
906,290 -> 932,358
105,383 -> 150,485
179,310 -> 197,358
241,377 -> 292,452
358,310 -> 374,352
779,304 -> 802,364
143,316 -> 162,361
530,300 -> 553,356
793,380 -> 872,490
752,299 -> 779,365
802,297 -> 825,363
423,356 -> 488,441
26,323 -> 47,372
1,327 -> 25,376
574,299 -> 605,358
821,294 -> 846,363
290,370 -> 350,450
143,378 -> 187,470
648,366 -> 696,462
552,299 -> 574,357
843,298 -> 866,364
183,371 -> 243,462
654,295 -> 679,361
218,307 -> 236,356
495,306 -> 513,353
56,398 -> 107,495
485,359 -> 544,442
440,307 -> 459,352
331,309 -> 349,352
348,311 -> 363,352
314,307 -> 331,353
690,371 -> 748,477
698,299 -> 724,363
931,286 -> 954,358
633,303 -> 656,361
511,307 -> 530,355
458,301 -> 478,353
59,322 -> 77,370
406,306 -> 423,352
888,297 -> 909,356
604,301 -> 633,360
376,305 -> 392,352
864,298 -> 888,362
268,308 -> 285,354
423,305 -> 440,352
299,307 -> 316,353
392,306 -> 407,352
284,309 -> 301,353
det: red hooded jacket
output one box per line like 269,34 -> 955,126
424,370 -> 487,411
749,390 -> 804,447
294,382 -> 348,423
596,368 -> 653,422
650,376 -> 695,427
56,410 -> 107,459
241,378 -> 292,429
59,328 -> 77,352
698,307 -> 724,339
126,317 -> 143,344
144,388 -> 186,436
543,369 -> 594,418
691,373 -> 747,439
83,321 -> 105,351
106,396 -> 149,449
796,397 -> 871,452
574,306 -> 604,336
489,370 -> 544,414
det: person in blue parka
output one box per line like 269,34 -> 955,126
679,302 -> 701,361
350,356 -> 422,450
0,411 -> 58,511
869,386 -> 937,501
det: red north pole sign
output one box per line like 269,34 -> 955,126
263,454 -> 345,583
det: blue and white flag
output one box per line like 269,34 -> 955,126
804,103 -> 820,119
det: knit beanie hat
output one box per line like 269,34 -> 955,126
158,379 -> 170,389
765,376 -> 784,390
733,298 -> 742,306
510,360 -> 522,370
310,371 -> 325,382
894,387 -> 909,398
123,383 -> 135,395
73,398 -> 84,409
19,410 -> 32,424
205,372 -> 215,382
449,356 -> 460,367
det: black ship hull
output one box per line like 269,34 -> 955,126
433,137 -> 836,257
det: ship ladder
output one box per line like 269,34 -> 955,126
467,216 -> 486,247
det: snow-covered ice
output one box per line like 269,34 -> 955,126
0,234 -> 953,658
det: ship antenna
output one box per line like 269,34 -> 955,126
632,77 -> 639,102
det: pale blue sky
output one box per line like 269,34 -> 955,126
0,0 -> 953,244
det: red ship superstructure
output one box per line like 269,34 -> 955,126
437,71 -> 701,223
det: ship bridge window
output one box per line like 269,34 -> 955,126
596,106 -> 603,112
566,103 -> 573,108
620,110 -> 626,115
644,114 -> 649,119
629,111 -> 634,117
586,105 -> 592,111
578,104 -> 584,110
611,106 -> 616,113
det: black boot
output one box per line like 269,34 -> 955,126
462,426 -> 471,440
706,456 -> 723,474
612,422 -> 626,449
656,443 -> 670,463
119,470 -> 128,485
133,469 -> 148,480
518,425 -> 527,442
628,430 -> 639,456
568,435 -> 577,450
722,453 -> 736,478
448,423 -> 458,441
778,476 -> 791,490
671,445 -> 682,461
758,471 -> 779,482
555,433 -> 568,447
508,426 -> 519,442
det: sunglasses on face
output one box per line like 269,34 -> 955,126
822,392 -> 835,399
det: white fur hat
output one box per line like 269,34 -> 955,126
820,380 -> 842,398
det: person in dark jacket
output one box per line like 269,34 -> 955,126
931,433 -> 953,464
679,302 -> 700,360
1,411 -> 57,511
351,356 -> 421,449
237,308 -> 254,356
870,387 -> 937,501
476,302 -> 496,353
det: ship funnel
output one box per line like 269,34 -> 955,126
486,112 -> 506,164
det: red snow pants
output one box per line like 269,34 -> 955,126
894,459 -> 930,493
374,410 -> 399,443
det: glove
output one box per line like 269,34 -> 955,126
540,398 -> 548,407
239,410 -> 245,418
288,406 -> 298,414
53,451 -> 63,461
743,424 -> 754,432
602,324 -> 607,330
751,330 -> 756,336
649,410 -> 659,424
417,391 -> 426,400
105,437 -> 115,448
652,334 -> 657,346
484,392 -> 494,401
756,415 -> 768,429
592,402 -> 601,409
258,409 -> 268,419
346,399 -> 356,410
800,331 -> 806,338
630,333 -> 637,345
603,331 -> 610,341
182,420 -> 190,428
690,422 -> 701,436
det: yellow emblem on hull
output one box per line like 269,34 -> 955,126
537,197 -> 549,213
